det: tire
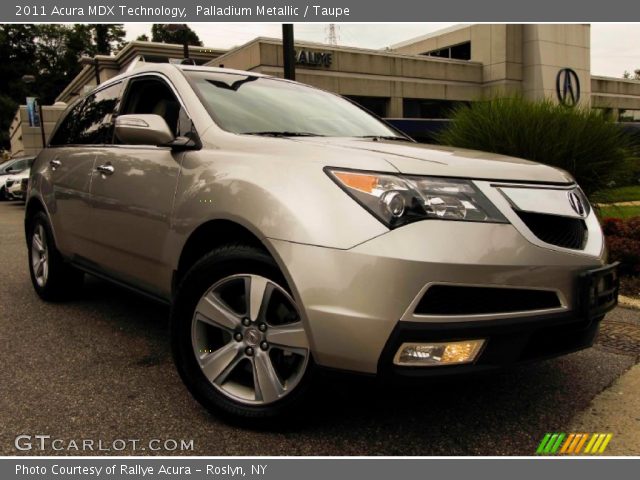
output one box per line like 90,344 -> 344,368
27,211 -> 84,301
0,185 -> 6,201
171,244 -> 315,422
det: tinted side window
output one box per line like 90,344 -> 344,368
49,101 -> 84,146
50,82 -> 122,146
74,83 -> 123,145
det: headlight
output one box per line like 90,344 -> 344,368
326,168 -> 507,228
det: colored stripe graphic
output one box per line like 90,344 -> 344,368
537,433 -> 612,455
574,433 -> 589,453
584,434 -> 599,453
598,434 -> 613,453
536,433 -> 552,454
551,433 -> 565,453
560,434 -> 575,454
545,433 -> 560,453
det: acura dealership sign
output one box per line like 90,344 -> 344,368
556,68 -> 580,107
295,50 -> 333,67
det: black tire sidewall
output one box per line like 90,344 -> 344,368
171,245 -> 315,422
26,211 -> 82,301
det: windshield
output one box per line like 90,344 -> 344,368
185,71 -> 405,138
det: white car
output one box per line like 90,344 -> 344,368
0,156 -> 34,200
5,168 -> 30,201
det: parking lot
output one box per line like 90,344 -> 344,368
0,200 -> 638,456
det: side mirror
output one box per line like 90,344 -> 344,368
115,114 -> 175,146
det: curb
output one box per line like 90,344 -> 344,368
619,295 -> 640,311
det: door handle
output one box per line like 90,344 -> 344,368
96,164 -> 115,176
49,159 -> 61,170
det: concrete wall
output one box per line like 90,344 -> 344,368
393,24 -> 593,105
209,39 -> 484,117
521,24 -> 591,105
592,76 -> 640,113
9,105 -> 66,158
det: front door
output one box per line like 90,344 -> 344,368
86,75 -> 188,298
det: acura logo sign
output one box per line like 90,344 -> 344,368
568,190 -> 586,217
556,68 -> 581,107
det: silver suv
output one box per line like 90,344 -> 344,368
26,64 -> 618,419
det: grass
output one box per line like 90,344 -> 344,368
598,205 -> 640,219
592,185 -> 640,204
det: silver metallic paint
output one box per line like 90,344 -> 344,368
29,64 -> 608,375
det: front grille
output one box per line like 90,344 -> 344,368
414,285 -> 561,315
516,210 -> 587,250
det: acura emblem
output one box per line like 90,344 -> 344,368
556,68 -> 581,107
568,191 -> 586,217
245,328 -> 261,346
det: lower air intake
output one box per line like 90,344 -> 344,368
415,285 -> 562,315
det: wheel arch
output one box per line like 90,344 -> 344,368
175,219 -> 278,294
24,196 -> 47,239
172,217 -> 318,362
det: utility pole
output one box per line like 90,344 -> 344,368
326,24 -> 338,45
165,24 -> 190,60
282,24 -> 295,81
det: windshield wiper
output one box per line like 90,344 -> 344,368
357,135 -> 413,142
243,131 -> 325,137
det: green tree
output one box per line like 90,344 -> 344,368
623,70 -> 640,80
151,24 -> 202,46
0,24 -> 128,150
0,25 -> 38,148
91,24 -> 126,55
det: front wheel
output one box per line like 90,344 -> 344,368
171,245 -> 315,421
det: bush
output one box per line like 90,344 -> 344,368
601,217 -> 640,275
437,97 -> 639,196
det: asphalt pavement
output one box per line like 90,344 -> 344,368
0,200 -> 638,456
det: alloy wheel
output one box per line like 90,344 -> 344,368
191,274 -> 310,405
31,224 -> 49,288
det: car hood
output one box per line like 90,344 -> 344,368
292,138 -> 574,184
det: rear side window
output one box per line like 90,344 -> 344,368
50,82 -> 122,146
49,101 -> 83,146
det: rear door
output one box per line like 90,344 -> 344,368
85,74 -> 188,298
45,83 -> 122,257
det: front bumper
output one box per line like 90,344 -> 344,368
378,311 -> 602,380
269,217 -> 610,375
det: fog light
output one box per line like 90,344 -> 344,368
393,340 -> 485,366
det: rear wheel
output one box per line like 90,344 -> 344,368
27,211 -> 84,301
171,245 -> 314,421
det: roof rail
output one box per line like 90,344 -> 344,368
169,58 -> 197,66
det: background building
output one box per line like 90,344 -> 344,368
9,24 -> 640,158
